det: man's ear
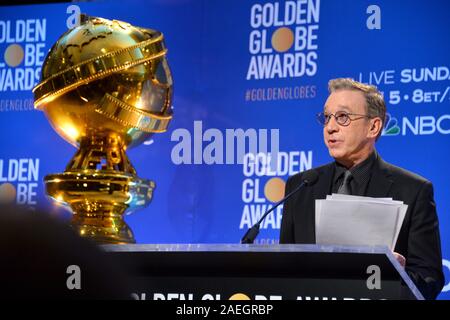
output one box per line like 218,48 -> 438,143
368,117 -> 382,138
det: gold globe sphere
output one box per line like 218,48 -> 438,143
33,14 -> 173,148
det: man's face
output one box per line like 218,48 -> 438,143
323,89 -> 373,166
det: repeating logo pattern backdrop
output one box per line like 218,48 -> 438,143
0,0 -> 449,298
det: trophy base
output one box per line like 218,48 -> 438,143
71,203 -> 135,244
45,170 -> 155,244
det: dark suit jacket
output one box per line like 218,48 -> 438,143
280,155 -> 444,300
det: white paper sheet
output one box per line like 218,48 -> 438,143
315,196 -> 407,250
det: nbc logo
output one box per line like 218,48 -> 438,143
382,113 -> 401,136
382,113 -> 450,136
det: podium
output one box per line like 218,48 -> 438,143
102,244 -> 424,300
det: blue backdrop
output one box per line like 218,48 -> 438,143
0,0 -> 449,299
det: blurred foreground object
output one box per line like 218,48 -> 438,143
0,205 -> 131,299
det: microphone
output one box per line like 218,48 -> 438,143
240,170 -> 319,244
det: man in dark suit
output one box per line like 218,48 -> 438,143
280,78 -> 444,300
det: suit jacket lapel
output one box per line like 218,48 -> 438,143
299,163 -> 334,243
313,163 -> 335,200
366,155 -> 393,198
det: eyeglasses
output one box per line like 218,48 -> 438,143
316,111 -> 371,127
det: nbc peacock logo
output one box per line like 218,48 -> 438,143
382,113 -> 400,136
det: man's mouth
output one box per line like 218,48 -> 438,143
328,139 -> 341,146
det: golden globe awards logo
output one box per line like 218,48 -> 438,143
240,151 -> 313,240
0,158 -> 40,206
246,0 -> 320,80
0,18 -> 47,92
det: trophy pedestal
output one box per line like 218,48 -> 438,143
45,171 -> 155,244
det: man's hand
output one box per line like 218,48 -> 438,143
393,252 -> 406,267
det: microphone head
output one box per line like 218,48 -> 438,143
302,170 -> 319,186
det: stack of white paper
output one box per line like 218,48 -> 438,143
315,194 -> 407,250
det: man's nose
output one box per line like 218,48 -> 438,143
326,115 -> 339,133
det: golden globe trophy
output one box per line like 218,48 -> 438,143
33,15 -> 173,244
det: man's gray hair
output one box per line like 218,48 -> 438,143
328,78 -> 386,140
